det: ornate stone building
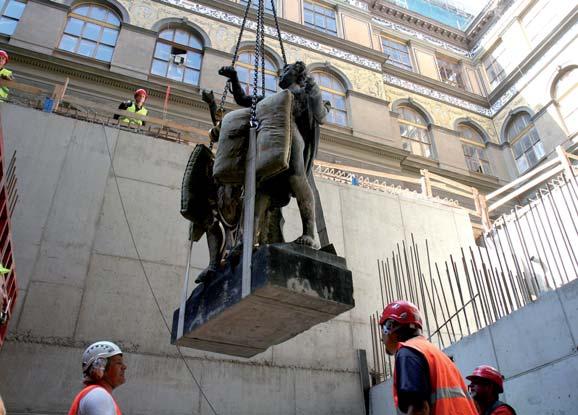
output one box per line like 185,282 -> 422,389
1,0 -> 575,192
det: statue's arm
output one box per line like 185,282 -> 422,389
304,76 -> 331,125
218,66 -> 259,108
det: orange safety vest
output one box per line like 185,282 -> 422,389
393,336 -> 477,415
68,385 -> 122,415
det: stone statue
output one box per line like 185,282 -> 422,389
183,62 -> 330,284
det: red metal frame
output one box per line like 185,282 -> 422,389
0,113 -> 17,347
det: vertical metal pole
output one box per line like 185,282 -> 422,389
528,201 -> 560,288
450,257 -> 471,336
560,175 -> 578,234
512,206 -> 539,285
470,256 -> 490,327
460,249 -> 480,331
241,127 -> 258,298
177,238 -> 194,340
537,190 -> 570,283
377,259 -> 385,310
436,263 -> 457,342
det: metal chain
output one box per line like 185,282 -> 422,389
260,1 -> 266,95
217,0 -> 254,115
250,0 -> 264,126
270,0 -> 287,65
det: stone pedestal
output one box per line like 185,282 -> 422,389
171,243 -> 355,358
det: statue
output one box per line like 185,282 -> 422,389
182,62 -> 331,284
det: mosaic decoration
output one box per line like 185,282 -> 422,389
372,17 -> 470,57
383,73 -> 493,116
159,0 -> 382,70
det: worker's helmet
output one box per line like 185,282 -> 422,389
0,50 -> 8,62
379,300 -> 423,329
134,88 -> 147,99
82,341 -> 123,374
467,365 -> 504,393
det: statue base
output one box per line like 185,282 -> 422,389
171,243 -> 355,358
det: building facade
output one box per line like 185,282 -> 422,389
0,0 -> 575,192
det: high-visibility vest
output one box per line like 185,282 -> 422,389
393,336 -> 478,415
67,385 -> 122,415
0,68 -> 13,101
120,103 -> 147,126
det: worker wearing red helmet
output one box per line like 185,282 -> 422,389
467,365 -> 516,415
0,50 -> 14,101
380,300 -> 477,415
115,88 -> 148,127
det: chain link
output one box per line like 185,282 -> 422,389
250,0 -> 264,126
270,0 -> 287,65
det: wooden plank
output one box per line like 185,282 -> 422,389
566,152 -> 578,161
420,169 -> 433,197
431,181 -> 475,199
486,158 -> 559,201
0,80 -> 46,95
488,164 -> 564,212
427,170 -> 475,193
315,160 -> 421,184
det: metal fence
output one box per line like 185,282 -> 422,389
369,171 -> 578,384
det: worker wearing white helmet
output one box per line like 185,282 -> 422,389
67,341 -> 127,415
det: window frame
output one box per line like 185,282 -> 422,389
483,41 -> 508,89
505,112 -> 545,173
239,0 -> 275,13
311,70 -> 348,127
381,36 -> 413,72
303,1 -> 337,36
554,68 -> 578,135
57,3 -> 121,63
397,106 -> 433,159
150,27 -> 204,86
436,54 -> 466,89
457,124 -> 492,175
235,50 -> 278,97
0,0 -> 27,37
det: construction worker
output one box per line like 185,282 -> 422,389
0,393 -> 6,415
67,341 -> 126,415
115,89 -> 148,126
467,365 -> 516,415
0,50 -> 14,101
380,300 -> 477,415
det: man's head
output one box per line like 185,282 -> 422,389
82,341 -> 126,390
279,61 -> 307,89
379,300 -> 423,355
134,89 -> 147,107
0,51 -> 8,68
467,365 -> 504,404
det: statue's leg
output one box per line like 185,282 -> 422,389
267,207 -> 285,243
289,133 -> 318,248
195,220 -> 224,284
254,192 -> 271,246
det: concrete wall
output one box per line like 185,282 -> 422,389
0,104 -> 475,415
370,278 -> 578,415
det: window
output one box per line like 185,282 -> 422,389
521,0 -> 559,45
457,124 -> 492,175
398,106 -> 433,158
311,71 -> 347,126
436,55 -> 465,89
58,4 -> 120,62
304,2 -> 337,35
505,112 -> 545,173
235,50 -> 278,97
554,68 -> 578,135
0,0 -> 26,36
151,28 -> 203,86
382,37 -> 412,71
239,0 -> 274,13
483,41 -> 514,89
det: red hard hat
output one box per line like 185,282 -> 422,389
467,365 -> 504,393
134,88 -> 147,98
379,300 -> 423,329
0,50 -> 9,62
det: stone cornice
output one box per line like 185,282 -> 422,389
370,0 -> 468,47
346,89 -> 389,106
121,22 -> 158,36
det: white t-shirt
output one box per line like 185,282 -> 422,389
78,388 -> 116,415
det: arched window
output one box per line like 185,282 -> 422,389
311,71 -> 347,126
554,68 -> 578,135
151,28 -> 204,86
505,112 -> 545,173
397,106 -> 432,158
59,3 -> 121,62
457,124 -> 491,175
0,0 -> 27,36
235,50 -> 278,96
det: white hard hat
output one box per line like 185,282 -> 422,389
82,341 -> 123,373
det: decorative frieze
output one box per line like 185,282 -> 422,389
344,0 -> 369,11
159,0 -> 382,70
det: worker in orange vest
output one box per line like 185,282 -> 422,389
67,341 -> 126,415
467,365 -> 516,415
380,300 -> 478,415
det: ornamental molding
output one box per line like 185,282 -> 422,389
372,17 -> 470,57
342,0 -> 369,11
383,73 -> 493,117
159,0 -> 382,70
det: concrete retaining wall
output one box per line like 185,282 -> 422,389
0,104 -> 475,415
370,278 -> 578,415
